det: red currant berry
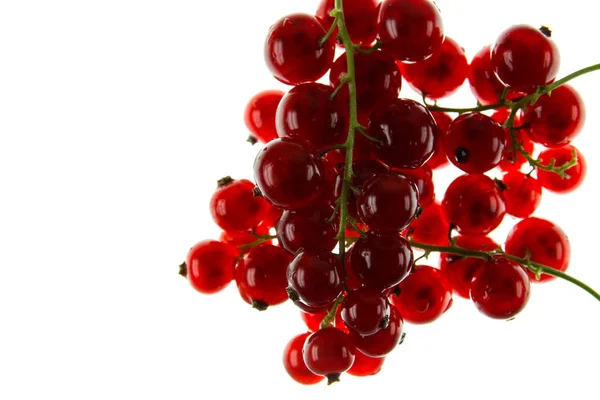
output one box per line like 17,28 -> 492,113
357,172 -> 420,232
492,109 -> 535,172
439,235 -> 498,299
244,90 -> 284,144
501,171 -> 542,218
277,205 -> 337,254
264,13 -> 335,85
390,265 -> 452,324
378,0 -> 444,62
467,45 -> 522,105
255,205 -> 283,231
399,36 -> 468,99
219,226 -> 271,256
303,327 -> 356,384
443,112 -> 506,174
394,165 -> 435,207
349,304 -> 403,357
523,85 -> 585,148
276,83 -> 348,150
470,255 -> 531,319
254,138 -> 325,210
442,174 -> 506,235
283,333 -> 325,385
184,240 -> 237,294
406,202 -> 449,246
301,310 -> 328,332
341,287 -> 390,336
427,111 -> 452,169
491,25 -> 560,94
536,145 -> 586,193
369,99 -> 437,169
505,217 -> 571,282
316,0 -> 379,46
287,251 -> 345,308
351,231 -> 414,290
347,351 -> 385,377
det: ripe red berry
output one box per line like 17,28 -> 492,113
316,0 -> 379,46
407,202 -> 449,247
303,327 -> 356,384
470,255 -> 531,319
394,165 -> 435,207
277,205 -> 337,254
468,45 -> 509,105
254,138 -> 325,209
390,265 -> 452,324
301,310 -> 328,332
427,111 -> 452,169
349,304 -> 404,357
378,0 -> 444,62
536,145 -> 586,193
443,112 -> 506,174
283,333 -> 325,385
341,286 -> 390,336
399,36 -> 468,99
347,351 -> 385,377
369,98 -> 437,169
491,25 -> 560,94
357,172 -> 420,232
264,13 -> 335,85
184,240 -> 238,294
287,251 -> 345,308
501,171 -> 542,218
275,83 -> 348,150
244,90 -> 284,144
505,217 -> 571,282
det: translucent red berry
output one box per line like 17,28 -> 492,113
468,45 -> 510,105
316,0 -> 379,46
536,145 -> 586,193
219,227 -> 271,256
287,251 -> 345,308
341,286 -> 390,336
184,240 -> 238,294
283,333 -> 325,385
303,327 -> 356,384
277,205 -> 337,254
210,177 -> 270,232
347,351 -> 385,377
244,90 -> 284,144
349,304 -> 403,357
406,202 -> 449,246
301,310 -> 327,332
501,171 -> 542,218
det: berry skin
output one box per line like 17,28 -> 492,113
427,111 -> 452,169
523,84 -> 585,148
407,201 -> 449,246
505,217 -> 571,282
185,240 -> 238,294
536,145 -> 586,193
369,98 -> 437,169
443,112 -> 506,174
264,14 -> 335,85
491,25 -> 560,94
501,171 -> 542,218
341,286 -> 390,336
283,333 -> 325,385
303,327 -> 356,384
399,36 -> 468,99
287,251 -> 345,308
276,83 -> 347,150
301,310 -> 328,332
442,174 -> 506,235
277,205 -> 337,254
467,45 -> 522,105
210,178 -> 270,232
254,138 -> 325,210
470,255 -> 531,319
349,304 -> 404,357
394,165 -> 435,207
390,265 -> 452,324
244,90 -> 284,144
234,244 -> 293,309
357,172 -> 420,232
316,0 -> 379,46
377,0 -> 444,62
491,109 -> 535,172
440,235 -> 498,299
351,231 -> 414,290
347,351 -> 385,377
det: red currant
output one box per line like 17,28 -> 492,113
347,351 -> 385,377
301,310 -> 327,332
287,251 -> 345,308
219,226 -> 271,256
277,205 -> 337,254
501,171 -> 542,218
303,327 -> 356,384
536,145 -> 586,193
283,333 -> 325,385
467,46 -> 522,105
316,0 -> 379,46
185,240 -> 237,294
244,90 -> 284,144
349,304 -> 403,357
341,286 -> 391,336
427,111 -> 452,169
393,165 -> 435,207
406,201 -> 449,246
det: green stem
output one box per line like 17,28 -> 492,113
426,102 -> 505,114
320,294 -> 345,329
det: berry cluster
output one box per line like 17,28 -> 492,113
180,0 -> 599,386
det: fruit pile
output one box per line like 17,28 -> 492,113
180,0 -> 599,386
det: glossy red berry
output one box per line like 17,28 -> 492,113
283,333 -> 325,385
406,202 -> 449,246
264,14 -> 335,85
378,0 -> 444,62
334,159 -> 389,219
523,84 -> 585,148
301,310 -> 328,332
440,235 -> 498,299
501,171 -> 542,218
505,217 -> 571,282
399,36 -> 468,99
394,165 -> 435,207
427,111 -> 452,169
349,304 -> 403,357
341,287 -> 390,336
351,231 -> 414,290
357,172 -> 420,232
470,255 -> 531,319
467,45 -> 522,105
277,205 -> 337,254
287,251 -> 345,308
536,145 -> 586,193
209,178 -> 270,232
316,0 -> 379,46
254,138 -> 325,209
492,109 -> 535,172
347,351 -> 385,377
442,174 -> 506,235
369,99 -> 437,169
303,328 -> 356,384
276,83 -> 347,150
443,112 -> 506,174
390,265 -> 452,324
185,240 -> 237,294
244,90 -> 284,144
491,25 -> 560,94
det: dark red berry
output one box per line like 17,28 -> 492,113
427,111 -> 452,169
303,327 -> 356,384
185,240 -> 237,294
244,90 -> 284,143
468,45 -> 522,105
393,165 -> 435,207
301,310 -> 328,332
377,0 -> 444,62
264,13 -> 336,85
210,178 -> 270,232
442,174 -> 506,235
349,304 -> 403,357
536,145 -> 586,193
406,201 -> 449,246
277,205 -> 337,254
283,333 -> 325,385
287,251 -> 345,308
347,351 -> 385,377
505,217 -> 571,282
316,0 -> 379,46
254,138 -> 325,209
370,98 -> 437,169
501,171 -> 542,218
470,255 -> 531,319
341,287 -> 390,336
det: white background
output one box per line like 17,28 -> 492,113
1,0 -> 599,399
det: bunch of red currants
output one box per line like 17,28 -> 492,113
180,0 -> 597,386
